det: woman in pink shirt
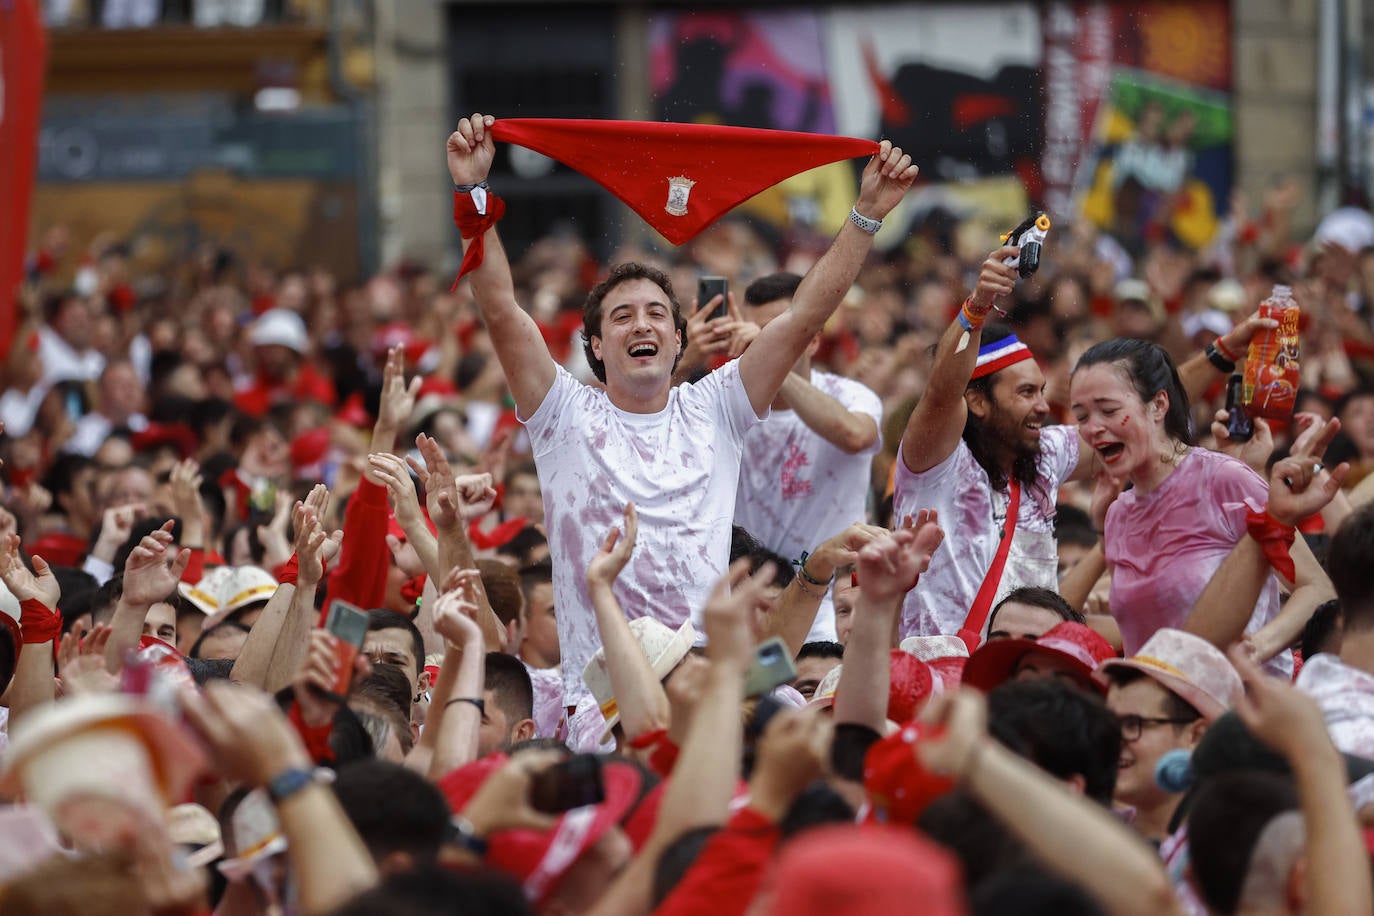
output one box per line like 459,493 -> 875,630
1069,339 -> 1327,674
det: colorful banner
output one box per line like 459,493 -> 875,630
0,0 -> 47,355
1042,0 -> 1233,251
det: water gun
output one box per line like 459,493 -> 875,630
1001,212 -> 1052,278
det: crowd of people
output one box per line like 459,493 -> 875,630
1,109 -> 1374,915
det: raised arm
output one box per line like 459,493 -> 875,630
900,247 -> 1018,474
1229,646 -> 1374,916
738,141 -> 918,417
777,372 -> 879,454
447,113 -> 556,418
833,515 -> 943,733
918,690 -> 1180,916
105,522 -> 189,673
1185,424 -> 1345,658
1,536 -> 60,724
585,503 -> 671,741
1177,310 -> 1278,405
763,522 -> 888,655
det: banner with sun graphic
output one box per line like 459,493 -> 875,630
1042,0 -> 1232,252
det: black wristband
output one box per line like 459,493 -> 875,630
1204,342 -> 1236,373
446,696 -> 486,714
454,180 -> 489,193
796,551 -> 832,587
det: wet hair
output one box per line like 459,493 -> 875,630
744,272 -> 803,307
987,679 -> 1121,805
581,262 -> 688,384
970,864 -> 1105,916
477,558 -> 525,628
517,559 -> 553,605
987,587 -> 1083,634
1073,337 -> 1194,447
1300,598 -> 1342,660
366,608 -> 425,677
188,620 -> 251,659
1054,503 -> 1099,549
797,640 -> 845,662
1186,771 -> 1299,916
332,865 -> 530,916
1327,505 -> 1374,631
354,662 -> 415,721
485,651 -> 534,725
333,759 -> 450,865
961,323 -> 1043,493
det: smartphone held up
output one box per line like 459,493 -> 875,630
698,275 -> 729,321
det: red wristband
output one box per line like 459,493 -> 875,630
275,553 -> 300,587
19,597 -> 62,645
450,190 -> 507,288
1213,337 -> 1239,363
1245,507 -> 1297,582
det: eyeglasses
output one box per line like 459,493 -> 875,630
1116,713 -> 1197,742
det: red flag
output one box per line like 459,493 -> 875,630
491,119 -> 879,245
0,0 -> 46,355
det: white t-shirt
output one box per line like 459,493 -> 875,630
1296,653 -> 1374,759
37,326 -> 104,386
523,661 -> 565,740
522,361 -> 763,705
735,369 -> 882,642
893,425 -> 1079,638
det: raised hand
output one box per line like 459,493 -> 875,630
169,459 -> 207,547
256,491 -> 295,573
0,533 -> 59,608
122,522 -> 191,607
1228,644 -> 1334,762
367,451 -> 426,531
294,504 -> 342,588
293,629 -> 368,727
454,472 -> 498,522
433,567 -> 484,648
91,502 -> 146,564
1267,415 -> 1350,526
408,434 -> 462,532
969,246 -> 1020,317
915,688 -> 990,780
855,511 -> 944,604
855,140 -> 919,220
702,558 -> 775,671
803,521 -> 891,584
446,112 -> 497,187
1210,411 -> 1273,474
1216,310 -> 1279,362
375,345 -> 423,440
586,503 -> 637,588
181,680 -> 313,788
57,621 -> 119,697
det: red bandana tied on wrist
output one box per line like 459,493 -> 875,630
1245,506 -> 1297,582
489,119 -> 880,245
971,334 -> 1034,380
19,597 -> 61,645
451,187 -> 508,286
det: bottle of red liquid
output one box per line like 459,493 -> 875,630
1242,284 -> 1300,421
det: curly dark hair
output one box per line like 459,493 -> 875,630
581,262 -> 688,384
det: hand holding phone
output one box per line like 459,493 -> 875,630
323,599 -> 369,697
1224,373 -> 1254,443
698,276 -> 729,321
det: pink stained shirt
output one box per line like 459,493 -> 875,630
1105,447 -> 1288,674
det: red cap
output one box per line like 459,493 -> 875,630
436,754 -> 644,903
887,650 -> 939,724
130,423 -> 199,459
962,621 -> 1115,695
764,824 -> 966,915
334,392 -> 372,428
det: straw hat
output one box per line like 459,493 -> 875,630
582,617 -> 696,745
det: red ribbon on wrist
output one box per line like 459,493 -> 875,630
1245,507 -> 1297,582
449,190 -> 507,289
19,597 -> 62,645
275,553 -> 300,587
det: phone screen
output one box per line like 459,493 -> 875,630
698,276 -> 729,321
1225,373 -> 1254,443
323,600 -> 369,696
743,636 -> 798,697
